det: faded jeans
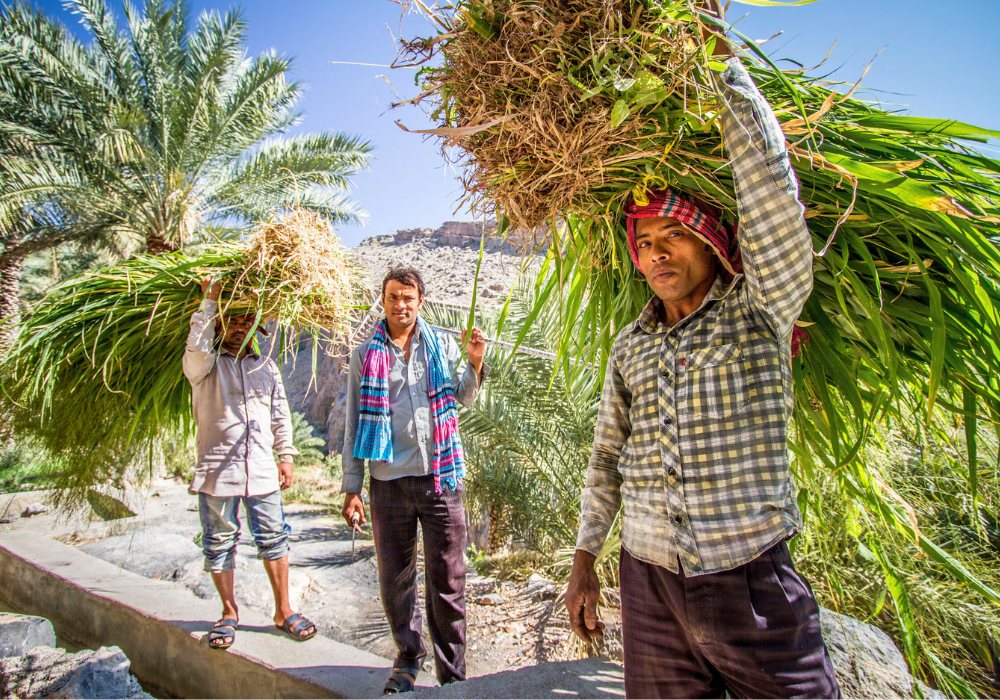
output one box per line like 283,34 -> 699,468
198,490 -> 291,572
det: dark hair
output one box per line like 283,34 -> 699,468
381,267 -> 425,298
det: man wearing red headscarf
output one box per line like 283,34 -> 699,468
564,2 -> 839,698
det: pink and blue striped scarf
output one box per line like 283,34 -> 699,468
353,317 -> 465,493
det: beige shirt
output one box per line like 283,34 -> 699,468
183,299 -> 298,497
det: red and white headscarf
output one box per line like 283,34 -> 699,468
624,187 -> 808,357
625,188 -> 741,277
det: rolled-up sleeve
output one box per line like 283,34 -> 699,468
446,335 -> 488,407
719,57 -> 813,338
576,337 -> 630,555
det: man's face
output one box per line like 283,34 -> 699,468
382,279 -> 424,330
635,217 -> 718,306
218,313 -> 257,350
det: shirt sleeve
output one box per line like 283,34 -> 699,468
719,57 -> 814,338
446,334 -> 488,407
269,364 -> 299,461
182,299 -> 219,385
576,335 -> 630,555
340,348 -> 366,494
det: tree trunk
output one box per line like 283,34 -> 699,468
145,233 -> 177,255
0,252 -> 24,350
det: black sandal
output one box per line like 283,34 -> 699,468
383,666 -> 418,695
208,618 -> 238,650
276,612 -> 317,641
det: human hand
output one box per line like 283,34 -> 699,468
278,461 -> 293,489
698,0 -> 730,57
200,276 -> 222,301
342,493 -> 365,532
565,549 -> 606,642
462,327 -> 486,369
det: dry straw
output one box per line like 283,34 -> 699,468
229,208 -> 362,343
398,0 -> 717,228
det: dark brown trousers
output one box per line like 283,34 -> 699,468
370,475 -> 467,685
620,542 -> 840,699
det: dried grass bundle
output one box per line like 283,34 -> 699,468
230,209 -> 362,340
399,0 -> 716,227
0,211 -> 364,494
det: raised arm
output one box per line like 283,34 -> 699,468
718,58 -> 813,338
446,329 -> 488,406
182,278 -> 220,385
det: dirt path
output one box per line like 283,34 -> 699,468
0,479 -> 620,682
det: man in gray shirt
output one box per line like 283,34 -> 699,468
184,277 -> 316,650
341,267 -> 486,694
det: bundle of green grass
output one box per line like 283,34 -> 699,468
401,0 -> 1000,693
402,0 -> 1000,477
1,210 -> 364,493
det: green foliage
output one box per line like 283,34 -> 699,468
424,296 -> 599,553
0,439 -> 62,493
0,239 -> 362,501
0,0 -> 371,328
162,430 -> 196,483
290,411 -> 326,468
794,420 -> 1000,696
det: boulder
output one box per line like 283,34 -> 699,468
822,608 -> 945,699
525,573 -> 558,602
20,504 -> 47,518
0,614 -> 55,658
0,645 -> 150,699
79,531 -> 201,580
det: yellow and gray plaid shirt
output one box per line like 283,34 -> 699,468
576,58 -> 813,576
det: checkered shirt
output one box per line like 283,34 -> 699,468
576,58 -> 814,576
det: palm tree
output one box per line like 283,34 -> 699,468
0,0 -> 371,333
423,294 -> 600,553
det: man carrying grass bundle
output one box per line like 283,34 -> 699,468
341,267 -> 487,694
565,3 -> 839,698
184,277 -> 317,650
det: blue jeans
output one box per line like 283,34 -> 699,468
198,490 -> 291,572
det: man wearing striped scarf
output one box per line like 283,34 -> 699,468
341,267 -> 487,694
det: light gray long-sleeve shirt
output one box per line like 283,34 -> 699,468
341,323 -> 486,494
183,299 -> 298,497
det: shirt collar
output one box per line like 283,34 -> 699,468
632,274 -> 743,335
220,342 -> 260,359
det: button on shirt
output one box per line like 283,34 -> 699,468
341,324 -> 487,493
576,58 -> 813,576
182,300 -> 298,497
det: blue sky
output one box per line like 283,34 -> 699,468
34,0 -> 1000,246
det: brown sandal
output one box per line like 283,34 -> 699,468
275,613 -> 317,641
208,618 -> 238,650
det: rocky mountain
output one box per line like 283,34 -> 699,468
282,221 -> 543,456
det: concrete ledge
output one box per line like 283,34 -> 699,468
408,659 -> 625,698
0,531 -> 390,698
